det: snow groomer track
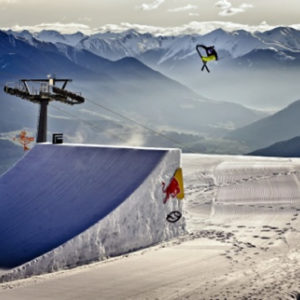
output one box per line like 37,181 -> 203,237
0,144 -> 183,278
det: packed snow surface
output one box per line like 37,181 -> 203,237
1,153 -> 300,299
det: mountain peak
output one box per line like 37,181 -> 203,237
38,29 -> 63,36
265,26 -> 295,35
122,29 -> 140,36
205,28 -> 228,37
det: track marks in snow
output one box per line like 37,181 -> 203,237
181,155 -> 300,299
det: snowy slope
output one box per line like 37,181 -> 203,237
76,30 -> 164,61
9,30 -> 86,47
36,30 -> 85,46
255,27 -> 300,52
0,143 -> 184,281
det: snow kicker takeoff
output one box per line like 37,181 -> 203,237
196,45 -> 218,73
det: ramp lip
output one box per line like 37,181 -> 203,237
39,142 -> 181,152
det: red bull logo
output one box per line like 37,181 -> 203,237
162,168 -> 184,204
162,177 -> 180,204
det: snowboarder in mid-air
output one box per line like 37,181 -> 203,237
196,45 -> 218,73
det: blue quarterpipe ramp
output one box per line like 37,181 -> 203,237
0,144 -> 168,268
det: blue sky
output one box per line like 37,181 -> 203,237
1,0 -> 300,34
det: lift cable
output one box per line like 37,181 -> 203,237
85,97 -> 186,148
51,104 -> 129,144
52,98 -> 196,152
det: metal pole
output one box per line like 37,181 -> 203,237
37,100 -> 48,143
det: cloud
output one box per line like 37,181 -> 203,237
215,0 -> 231,10
168,4 -> 198,13
3,22 -> 95,34
3,21 -> 300,37
219,7 -> 243,16
215,0 -> 253,16
139,0 -> 165,11
94,21 -> 277,36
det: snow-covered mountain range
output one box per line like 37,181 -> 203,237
9,26 -> 300,63
6,26 -> 300,110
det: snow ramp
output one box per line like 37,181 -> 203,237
0,144 -> 184,280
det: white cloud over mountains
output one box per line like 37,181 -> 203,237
168,4 -> 198,13
139,0 -> 165,11
3,22 -> 93,34
3,21 -> 300,36
215,0 -> 253,16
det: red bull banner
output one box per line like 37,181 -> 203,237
162,168 -> 184,204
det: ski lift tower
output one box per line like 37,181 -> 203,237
4,76 -> 85,143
